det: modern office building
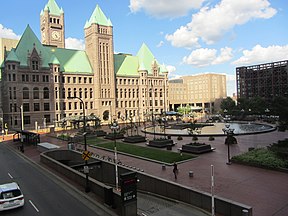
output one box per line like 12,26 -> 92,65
169,73 -> 227,113
236,60 -> 288,99
0,0 -> 168,130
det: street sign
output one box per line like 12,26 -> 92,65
82,151 -> 92,161
120,172 -> 137,203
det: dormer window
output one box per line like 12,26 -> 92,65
32,59 -> 39,71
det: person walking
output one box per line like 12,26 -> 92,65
173,162 -> 178,179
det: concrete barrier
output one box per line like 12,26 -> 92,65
41,150 -> 252,216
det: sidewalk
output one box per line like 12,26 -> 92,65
5,129 -> 288,216
3,133 -> 211,216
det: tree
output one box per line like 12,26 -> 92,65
220,97 -> 236,113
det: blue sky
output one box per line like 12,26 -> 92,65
1,0 -> 287,96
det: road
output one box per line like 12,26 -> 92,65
0,143 -> 108,216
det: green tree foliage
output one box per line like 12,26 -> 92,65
220,97 -> 236,112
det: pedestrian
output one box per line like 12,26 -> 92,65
173,162 -> 178,179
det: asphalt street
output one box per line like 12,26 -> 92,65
0,143 -> 113,216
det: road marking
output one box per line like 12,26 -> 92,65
29,200 -> 39,213
8,173 -> 13,179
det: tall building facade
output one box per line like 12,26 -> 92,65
236,60 -> 288,99
169,73 -> 226,113
0,0 -> 168,130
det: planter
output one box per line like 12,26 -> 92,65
181,143 -> 214,154
94,130 -> 107,137
123,135 -> 146,143
148,139 -> 174,148
105,133 -> 124,140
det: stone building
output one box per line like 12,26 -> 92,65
169,73 -> 227,113
0,0 -> 168,130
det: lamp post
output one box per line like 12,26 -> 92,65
222,124 -> 235,165
15,105 -> 24,152
110,118 -> 120,190
0,107 -> 4,141
67,96 -> 90,192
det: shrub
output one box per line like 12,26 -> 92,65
232,148 -> 288,169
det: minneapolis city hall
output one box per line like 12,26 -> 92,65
0,0 -> 226,130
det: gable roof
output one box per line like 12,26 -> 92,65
85,5 -> 112,28
114,54 -> 139,77
8,25 -> 92,74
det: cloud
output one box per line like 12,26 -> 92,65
65,37 -> 85,50
129,0 -> 205,18
166,0 -> 277,48
0,24 -> 21,39
233,44 -> 288,66
156,41 -> 164,47
166,65 -> 176,74
183,47 -> 233,67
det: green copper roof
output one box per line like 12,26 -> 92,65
114,54 -> 139,77
85,5 -> 112,28
7,25 -> 92,74
49,54 -> 60,65
44,0 -> 63,16
50,48 -> 92,73
15,25 -> 51,67
5,49 -> 20,62
136,43 -> 156,75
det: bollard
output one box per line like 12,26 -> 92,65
162,164 -> 166,170
189,171 -> 194,177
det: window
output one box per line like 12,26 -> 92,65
23,116 -> 31,125
33,87 -> 39,99
90,88 -> 93,98
44,103 -> 50,111
23,103 -> 30,112
62,88 -> 65,99
32,60 -> 39,70
22,75 -> 25,82
43,87 -> 49,99
23,87 -> 29,99
89,78 -> 92,83
9,87 -> 12,99
13,87 -> 16,99
12,74 -> 16,81
44,114 -> 51,123
34,103 -> 40,111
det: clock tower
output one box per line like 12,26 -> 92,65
40,0 -> 65,48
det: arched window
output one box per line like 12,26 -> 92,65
33,87 -> 39,99
79,88 -> 82,98
84,88 -> 88,99
62,88 -> 65,99
55,87 -> 58,99
90,88 -> 93,98
73,88 -> 77,97
68,88 -> 71,98
23,87 -> 29,99
43,87 -> 49,99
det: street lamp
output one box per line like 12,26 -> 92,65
222,124 -> 235,165
67,96 -> 90,192
15,105 -> 24,152
110,118 -> 120,190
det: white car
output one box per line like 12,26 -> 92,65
0,182 -> 24,211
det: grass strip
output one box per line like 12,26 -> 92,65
90,141 -> 195,164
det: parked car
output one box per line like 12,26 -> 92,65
0,182 -> 24,211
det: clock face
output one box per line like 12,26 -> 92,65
52,31 -> 60,40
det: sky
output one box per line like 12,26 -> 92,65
1,0 -> 287,96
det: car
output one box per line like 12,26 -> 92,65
0,182 -> 24,211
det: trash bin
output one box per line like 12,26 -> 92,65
67,142 -> 75,150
